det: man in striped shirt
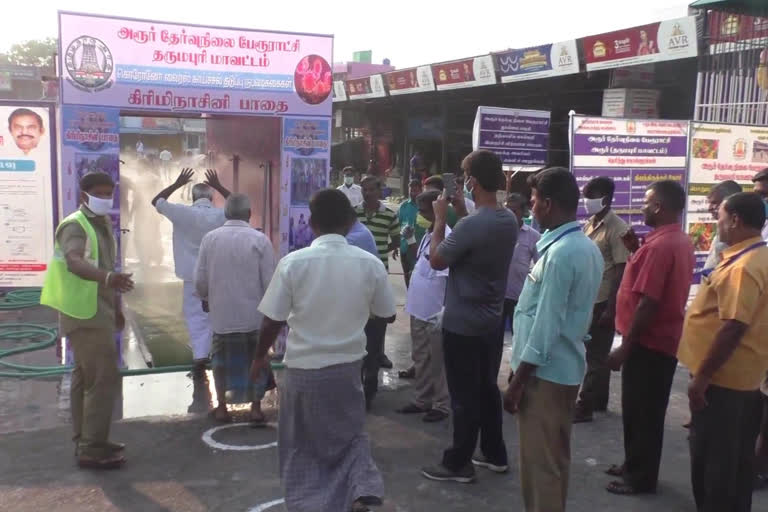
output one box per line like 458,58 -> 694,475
357,176 -> 401,397
356,176 -> 401,271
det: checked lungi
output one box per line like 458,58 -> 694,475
279,360 -> 384,512
211,330 -> 273,404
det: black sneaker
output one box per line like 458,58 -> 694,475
471,455 -> 509,473
421,463 -> 476,483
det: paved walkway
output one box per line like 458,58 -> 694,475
1,264 -> 765,511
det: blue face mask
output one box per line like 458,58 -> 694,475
463,180 -> 474,201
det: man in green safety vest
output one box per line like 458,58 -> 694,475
41,171 -> 134,470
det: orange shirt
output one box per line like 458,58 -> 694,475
678,237 -> 768,391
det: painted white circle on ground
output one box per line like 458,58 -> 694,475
247,498 -> 285,511
201,422 -> 278,451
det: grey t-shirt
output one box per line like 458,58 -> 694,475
438,206 -> 518,335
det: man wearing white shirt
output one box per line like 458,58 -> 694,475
152,168 -> 228,378
252,188 -> 396,512
338,166 -> 363,207
703,181 -> 743,272
396,190 -> 451,423
752,169 -> 768,240
194,194 -> 276,425
159,147 -> 173,181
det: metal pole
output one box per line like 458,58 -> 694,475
261,160 -> 270,233
232,154 -> 240,193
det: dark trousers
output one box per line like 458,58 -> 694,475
503,299 -> 517,335
621,344 -> 677,491
402,248 -> 414,288
577,301 -> 614,413
442,326 -> 507,471
689,385 -> 762,512
362,318 -> 387,402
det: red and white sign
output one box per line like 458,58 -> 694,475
332,81 -> 347,102
385,66 -> 435,95
346,74 -> 386,100
583,16 -> 698,72
708,12 -> 768,53
432,55 -> 496,91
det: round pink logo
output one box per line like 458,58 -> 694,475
294,55 -> 332,105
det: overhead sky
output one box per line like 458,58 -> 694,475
2,0 -> 693,68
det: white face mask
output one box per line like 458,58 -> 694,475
86,193 -> 113,216
584,197 -> 606,215
344,176 -> 354,186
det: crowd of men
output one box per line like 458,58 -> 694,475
40,152 -> 768,512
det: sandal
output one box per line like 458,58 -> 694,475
604,464 -> 625,477
396,403 -> 430,414
208,407 -> 232,423
249,413 -> 267,428
77,453 -> 126,470
606,480 -> 654,495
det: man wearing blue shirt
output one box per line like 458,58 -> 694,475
504,167 -> 603,512
346,218 -> 379,258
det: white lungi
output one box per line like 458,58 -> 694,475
182,281 -> 212,361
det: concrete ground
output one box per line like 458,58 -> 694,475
1,263 -> 767,511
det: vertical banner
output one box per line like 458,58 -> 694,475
472,106 -> 550,167
571,116 -> 689,236
280,117 -> 330,256
60,106 -> 121,216
60,106 -> 122,367
0,103 -> 57,288
687,122 -> 768,273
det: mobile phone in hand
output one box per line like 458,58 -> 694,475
443,173 -> 456,199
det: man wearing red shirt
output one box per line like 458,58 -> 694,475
605,180 -> 695,495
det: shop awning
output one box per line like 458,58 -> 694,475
689,0 -> 768,15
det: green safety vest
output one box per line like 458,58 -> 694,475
40,210 -> 100,319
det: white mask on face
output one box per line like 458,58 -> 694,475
344,176 -> 354,186
86,193 -> 113,216
584,197 -> 606,215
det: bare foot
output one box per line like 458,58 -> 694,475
211,405 -> 231,423
250,402 -> 266,426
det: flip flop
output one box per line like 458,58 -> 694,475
350,501 -> 370,512
208,408 -> 232,424
605,464 -> 625,477
606,480 -> 653,495
77,454 -> 126,470
249,414 -> 268,428
396,403 -> 430,414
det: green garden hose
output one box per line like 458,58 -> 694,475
0,289 -> 43,310
0,289 -> 284,379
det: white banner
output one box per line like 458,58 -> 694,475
0,104 -> 56,287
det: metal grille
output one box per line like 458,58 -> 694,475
695,11 -> 768,124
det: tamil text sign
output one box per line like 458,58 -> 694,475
58,11 -> 333,116
473,106 -> 550,167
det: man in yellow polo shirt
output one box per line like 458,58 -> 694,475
678,192 -> 768,511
